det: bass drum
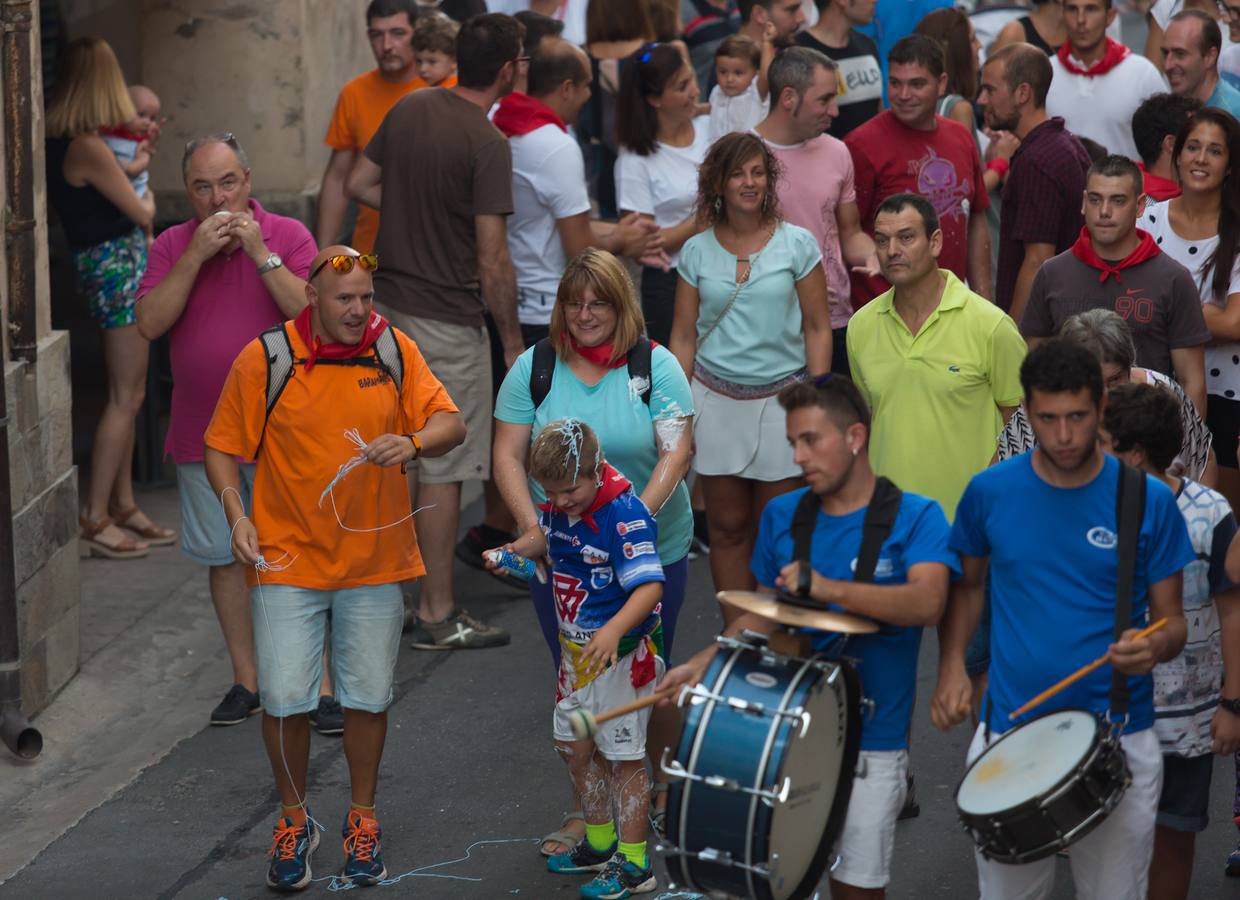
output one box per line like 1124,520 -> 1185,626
664,637 -> 862,900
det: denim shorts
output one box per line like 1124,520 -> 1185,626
1156,752 -> 1213,832
177,462 -> 257,567
250,582 -> 404,716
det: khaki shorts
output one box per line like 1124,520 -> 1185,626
380,307 -> 491,484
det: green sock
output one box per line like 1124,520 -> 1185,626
618,839 -> 648,869
585,820 -> 617,853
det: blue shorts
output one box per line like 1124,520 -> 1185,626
1156,752 -> 1213,833
251,582 -> 403,717
177,462 -> 257,567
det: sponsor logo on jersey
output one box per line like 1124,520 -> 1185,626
553,573 -> 587,623
616,519 -> 648,536
1086,526 -> 1117,550
590,567 -> 614,591
581,545 -> 609,565
623,541 -> 656,559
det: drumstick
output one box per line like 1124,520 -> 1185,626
568,685 -> 681,739
1007,618 -> 1168,721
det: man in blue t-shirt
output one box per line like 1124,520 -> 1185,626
932,338 -> 1192,900
661,375 -> 958,898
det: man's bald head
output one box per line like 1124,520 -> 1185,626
309,245 -> 365,286
527,36 -> 590,99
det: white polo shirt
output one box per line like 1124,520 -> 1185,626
1047,52 -> 1167,160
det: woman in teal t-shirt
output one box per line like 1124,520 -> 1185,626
493,248 -> 694,855
668,132 -> 830,623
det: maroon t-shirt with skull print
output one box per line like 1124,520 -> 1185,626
845,110 -> 988,311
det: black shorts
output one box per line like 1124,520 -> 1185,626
1156,752 -> 1213,832
485,315 -> 550,399
639,265 -> 678,347
1207,393 -> 1240,468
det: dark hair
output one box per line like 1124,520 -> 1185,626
455,13 -> 523,89
1172,107 -> 1240,303
1079,136 -> 1109,162
1170,8 -> 1222,56
696,132 -> 783,227
914,8 -> 976,100
768,46 -> 837,106
778,375 -> 873,445
527,37 -> 588,98
875,192 -> 940,237
365,0 -> 421,27
987,42 -> 1052,108
1132,92 -> 1202,168
1086,153 -> 1143,197
586,0 -> 655,43
737,0 -> 773,24
716,34 -> 761,70
514,10 -> 563,55
646,0 -> 682,42
413,14 -> 459,56
1103,383 -> 1183,472
615,43 -> 686,156
1020,338 -> 1104,407
888,33 -> 945,79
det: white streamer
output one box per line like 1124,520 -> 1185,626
318,428 -> 435,533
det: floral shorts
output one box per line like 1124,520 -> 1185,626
72,227 -> 147,329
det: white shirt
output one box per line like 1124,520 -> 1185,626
616,116 -> 712,269
508,122 -> 592,323
708,81 -> 769,143
1143,199 -> 1240,399
487,0 -> 586,45
1047,52 -> 1166,160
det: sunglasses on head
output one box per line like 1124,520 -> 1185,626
812,372 -> 869,424
309,253 -> 378,281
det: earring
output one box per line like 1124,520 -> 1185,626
713,196 -> 722,214
851,445 -> 859,457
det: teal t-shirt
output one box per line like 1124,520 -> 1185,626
494,344 -> 694,565
678,221 -> 823,386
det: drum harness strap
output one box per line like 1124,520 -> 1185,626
1109,461 -> 1147,734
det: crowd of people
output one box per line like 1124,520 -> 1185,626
40,0 -> 1240,897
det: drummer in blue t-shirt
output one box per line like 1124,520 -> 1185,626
932,338 -> 1193,900
660,374 -> 959,899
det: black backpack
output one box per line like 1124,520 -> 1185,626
529,336 -> 652,410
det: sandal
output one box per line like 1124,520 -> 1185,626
79,515 -> 149,559
109,504 -> 177,546
540,810 -> 585,857
649,782 -> 669,841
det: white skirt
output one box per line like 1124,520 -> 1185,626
691,377 -> 799,481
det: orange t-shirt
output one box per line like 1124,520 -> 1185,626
324,68 -> 459,253
204,322 -> 458,590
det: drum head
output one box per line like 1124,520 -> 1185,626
957,709 -> 1099,816
765,661 -> 861,900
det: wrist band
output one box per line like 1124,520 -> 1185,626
986,158 -> 1010,178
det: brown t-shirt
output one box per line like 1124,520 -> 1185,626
1020,248 -> 1210,375
365,88 -> 513,325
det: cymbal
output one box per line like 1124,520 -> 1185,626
717,590 -> 879,634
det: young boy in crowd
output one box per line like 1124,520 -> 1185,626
101,84 -> 162,234
1102,383 -> 1240,900
707,33 -> 773,141
413,13 -> 459,88
486,419 -> 663,899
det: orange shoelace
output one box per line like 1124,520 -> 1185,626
343,813 -> 380,863
269,820 -> 305,861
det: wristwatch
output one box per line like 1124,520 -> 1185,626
256,252 -> 283,275
400,433 -> 422,474
1220,698 -> 1240,715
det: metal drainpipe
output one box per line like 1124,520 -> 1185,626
0,0 -> 43,759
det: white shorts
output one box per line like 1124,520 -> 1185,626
831,749 -> 909,889
552,649 -> 666,762
967,723 -> 1163,900
690,378 -> 799,481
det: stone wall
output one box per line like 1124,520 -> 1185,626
6,5 -> 79,714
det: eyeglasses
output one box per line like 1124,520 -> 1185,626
309,253 -> 378,281
564,300 -> 613,316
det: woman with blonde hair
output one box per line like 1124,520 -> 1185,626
46,37 -> 171,558
492,247 -> 694,856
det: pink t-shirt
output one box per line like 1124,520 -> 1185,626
137,199 -> 316,463
764,133 -> 856,329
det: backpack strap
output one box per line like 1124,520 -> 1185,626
1109,461 -> 1147,723
627,336 -> 652,406
371,324 -> 405,393
530,337 -> 556,411
855,477 -> 903,584
789,488 -> 822,595
259,324 -> 296,449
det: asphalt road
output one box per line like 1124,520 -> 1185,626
6,539 -> 1240,900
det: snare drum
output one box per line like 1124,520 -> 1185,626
662,634 -> 861,900
956,709 -> 1131,865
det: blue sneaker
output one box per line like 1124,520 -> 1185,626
341,810 -> 387,886
547,838 -> 618,874
1227,838 -> 1240,876
266,815 -> 318,892
579,852 -> 657,899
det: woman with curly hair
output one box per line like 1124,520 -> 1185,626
669,132 -> 830,620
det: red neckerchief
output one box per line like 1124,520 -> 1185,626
492,91 -> 567,138
538,463 -> 633,533
293,306 -> 389,372
1139,164 -> 1181,202
569,334 -> 628,368
1070,226 -> 1161,284
100,125 -> 147,142
1057,37 -> 1130,77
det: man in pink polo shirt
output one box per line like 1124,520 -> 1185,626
136,132 -> 318,729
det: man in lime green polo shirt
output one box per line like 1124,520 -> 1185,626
847,193 -> 1026,521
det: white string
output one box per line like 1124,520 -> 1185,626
318,428 -> 436,533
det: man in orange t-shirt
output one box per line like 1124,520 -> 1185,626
204,245 -> 464,890
317,0 -> 459,252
